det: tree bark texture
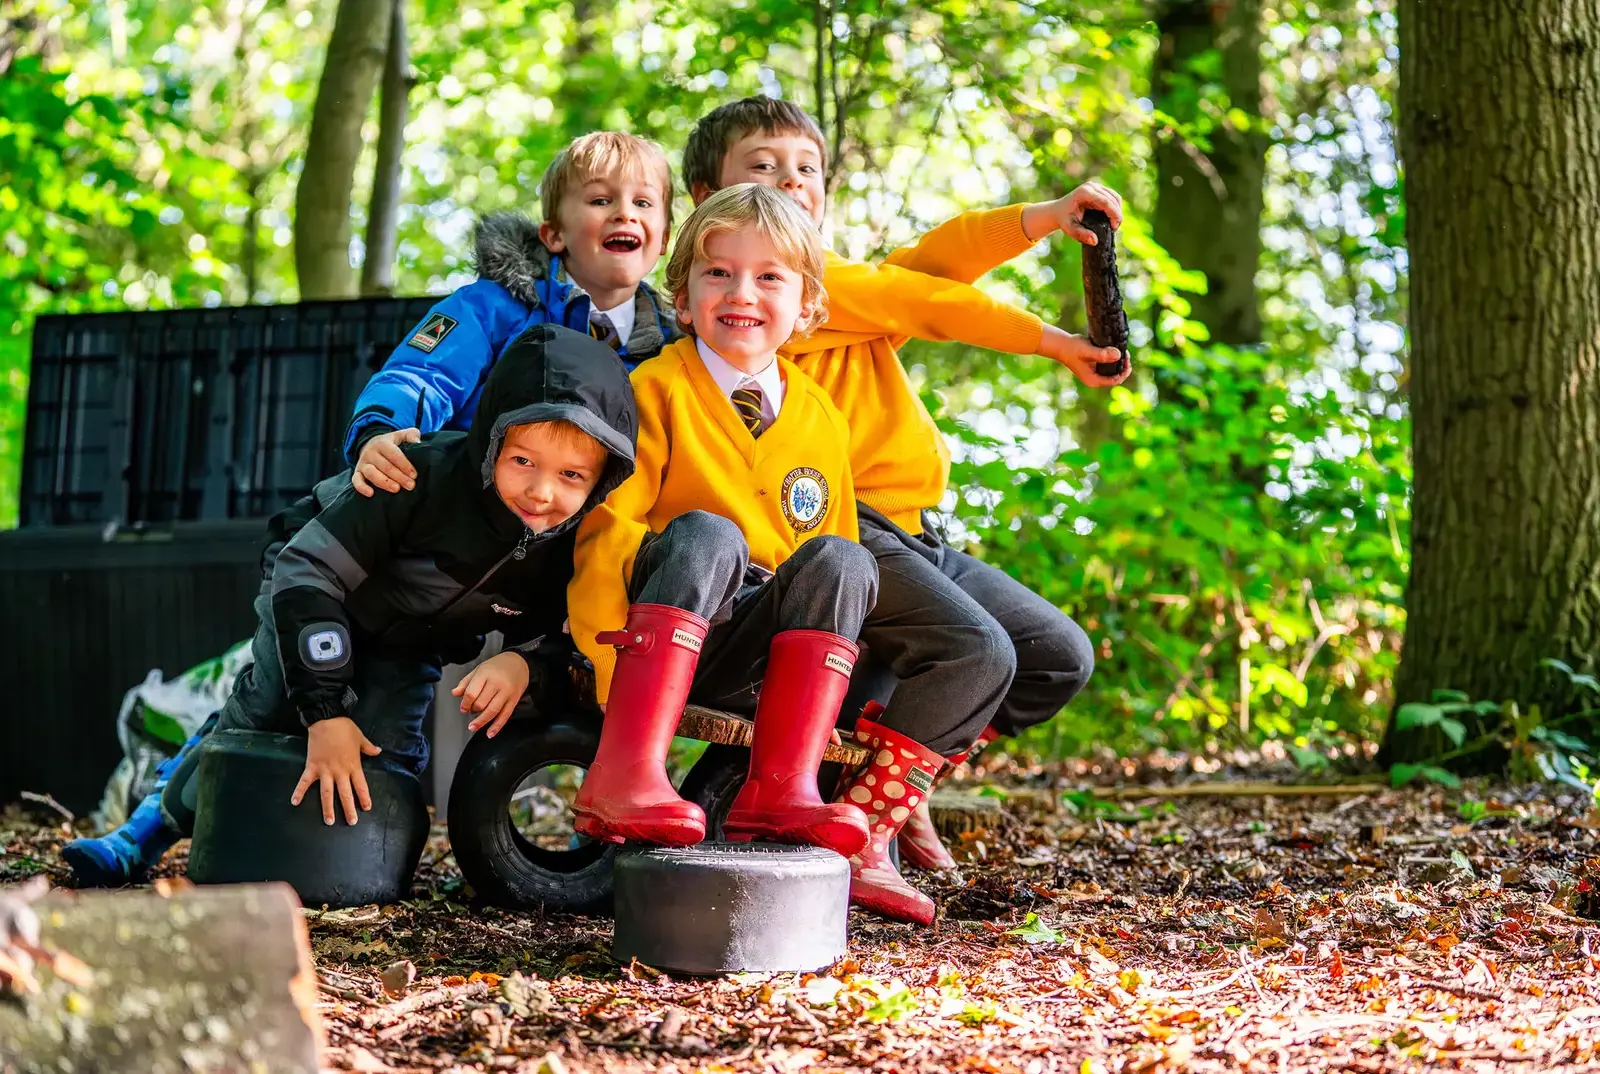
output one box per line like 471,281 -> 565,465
294,0 -> 393,300
1389,0 -> 1600,762
360,0 -> 408,297
1150,0 -> 1266,348
0,883 -> 321,1072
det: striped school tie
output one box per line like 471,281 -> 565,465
731,386 -> 765,437
588,311 -> 622,352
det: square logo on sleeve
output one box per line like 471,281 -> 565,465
408,313 -> 458,353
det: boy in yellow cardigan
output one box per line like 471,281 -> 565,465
569,184 -> 960,899
684,96 -> 1128,918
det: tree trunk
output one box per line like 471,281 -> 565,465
293,0 -> 393,300
360,0 -> 408,297
554,0 -> 605,135
1387,0 -> 1600,765
1150,0 -> 1266,348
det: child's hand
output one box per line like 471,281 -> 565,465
352,428 -> 421,497
454,652 -> 530,739
292,717 -> 383,825
1039,325 -> 1131,387
1022,181 -> 1124,245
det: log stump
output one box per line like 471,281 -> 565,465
0,882 -> 320,1073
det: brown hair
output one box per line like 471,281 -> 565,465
539,131 -> 676,235
682,96 -> 827,197
664,184 -> 828,337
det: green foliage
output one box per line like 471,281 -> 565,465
1,0 -> 1411,761
1386,659 -> 1600,796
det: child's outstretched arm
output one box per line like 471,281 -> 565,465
817,256 -> 1126,387
269,478 -> 424,824
566,378 -> 670,706
880,182 -> 1125,284
342,280 -> 540,484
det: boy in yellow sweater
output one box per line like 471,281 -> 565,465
569,184 -> 954,882
684,96 -> 1128,920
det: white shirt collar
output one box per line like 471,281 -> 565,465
695,337 -> 784,422
591,297 -> 636,347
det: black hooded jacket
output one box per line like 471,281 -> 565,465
266,324 -> 637,727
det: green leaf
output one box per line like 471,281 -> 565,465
956,1001 -> 1000,1025
1395,703 -> 1442,731
1391,763 -> 1461,789
1437,717 -> 1467,748
1005,912 -> 1067,945
1418,765 -> 1462,789
863,985 -> 919,1023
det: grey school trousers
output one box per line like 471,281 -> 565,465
628,510 -> 878,717
853,503 -> 1095,756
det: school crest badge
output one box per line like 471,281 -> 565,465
780,467 -> 829,534
408,312 -> 458,353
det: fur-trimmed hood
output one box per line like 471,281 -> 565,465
471,211 -> 676,359
473,212 -> 554,308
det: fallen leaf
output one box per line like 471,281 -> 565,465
379,960 -> 415,999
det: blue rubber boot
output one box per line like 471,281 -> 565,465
61,723 -> 209,887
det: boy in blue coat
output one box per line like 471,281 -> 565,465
346,131 -> 679,498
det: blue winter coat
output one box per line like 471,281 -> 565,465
342,212 -> 677,463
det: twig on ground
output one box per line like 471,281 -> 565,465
18,793 -> 73,824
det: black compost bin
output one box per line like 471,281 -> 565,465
4,296 -> 441,814
0,522 -> 264,814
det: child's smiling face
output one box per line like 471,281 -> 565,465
539,173 -> 669,304
676,228 -> 811,372
492,422 -> 607,533
715,132 -> 827,225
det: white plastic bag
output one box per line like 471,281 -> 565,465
90,640 -> 255,828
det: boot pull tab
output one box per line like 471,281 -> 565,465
596,627 -> 654,654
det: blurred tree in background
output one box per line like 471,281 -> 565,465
0,0 -> 1409,762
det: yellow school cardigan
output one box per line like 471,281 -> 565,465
569,337 -> 858,703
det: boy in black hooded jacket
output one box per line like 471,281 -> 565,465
62,324 -> 636,886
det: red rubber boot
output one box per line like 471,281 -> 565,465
898,725 -> 1002,871
832,710 -> 945,925
571,603 -> 708,846
723,630 -> 871,857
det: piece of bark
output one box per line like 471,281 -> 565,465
675,705 -> 868,766
1080,208 -> 1131,377
0,882 -> 321,1072
927,791 -> 1013,839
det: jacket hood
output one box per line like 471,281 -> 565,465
474,212 -> 555,308
467,323 -> 639,539
473,211 -> 677,358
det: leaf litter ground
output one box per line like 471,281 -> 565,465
6,757 -> 1600,1073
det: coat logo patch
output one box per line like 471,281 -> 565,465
408,312 -> 458,353
491,603 -> 523,616
780,467 -> 829,533
299,623 -> 351,670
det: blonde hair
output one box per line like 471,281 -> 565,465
664,184 -> 828,338
539,132 -> 676,236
